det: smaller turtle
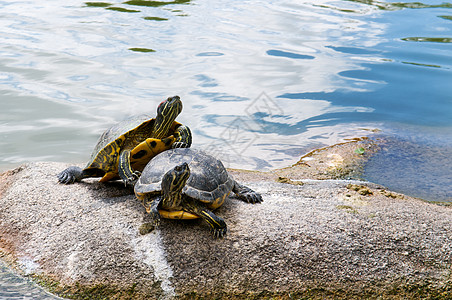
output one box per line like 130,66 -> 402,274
58,96 -> 191,186
134,148 -> 262,238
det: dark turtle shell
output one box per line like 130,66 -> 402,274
84,115 -> 181,182
135,148 -> 234,215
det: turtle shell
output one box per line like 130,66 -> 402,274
84,114 -> 180,182
135,148 -> 234,216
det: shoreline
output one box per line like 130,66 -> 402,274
228,136 -> 378,183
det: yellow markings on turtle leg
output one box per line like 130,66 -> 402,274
200,211 -> 222,228
118,149 -> 135,182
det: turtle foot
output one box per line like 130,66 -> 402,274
234,183 -> 263,204
139,211 -> 161,235
57,166 -> 83,184
125,170 -> 141,186
171,141 -> 190,149
139,223 -> 156,235
238,191 -> 263,204
143,211 -> 161,227
212,226 -> 227,238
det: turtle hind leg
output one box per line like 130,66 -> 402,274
57,166 -> 85,184
232,181 -> 263,204
184,198 -> 227,238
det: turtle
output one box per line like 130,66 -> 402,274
57,95 -> 192,186
134,148 -> 263,238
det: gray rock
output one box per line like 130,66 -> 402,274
0,162 -> 451,299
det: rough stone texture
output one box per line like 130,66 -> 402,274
228,137 -> 379,183
0,161 -> 452,299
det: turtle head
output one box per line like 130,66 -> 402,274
154,96 -> 183,139
161,162 -> 190,208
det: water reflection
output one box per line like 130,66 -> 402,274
85,2 -> 111,8
439,15 -> 452,20
0,0 -> 450,179
267,50 -> 315,60
346,0 -> 452,10
129,47 -> 156,52
402,37 -> 452,43
85,0 -> 191,9
106,7 -> 140,13
125,0 -> 191,7
0,261 -> 61,300
143,16 -> 168,21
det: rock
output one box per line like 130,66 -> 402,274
1,162 -> 452,299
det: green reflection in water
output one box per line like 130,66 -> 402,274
85,2 -> 112,7
124,0 -> 190,7
346,0 -> 452,11
143,16 -> 168,21
439,15 -> 452,21
402,37 -> 452,43
107,7 -> 140,12
402,61 -> 442,68
129,47 -> 156,52
315,5 -> 358,13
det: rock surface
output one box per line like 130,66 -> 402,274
0,160 -> 452,299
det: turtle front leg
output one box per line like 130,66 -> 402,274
172,125 -> 192,149
232,181 -> 263,204
118,150 -> 141,186
184,198 -> 227,238
58,166 -> 86,184
140,195 -> 162,235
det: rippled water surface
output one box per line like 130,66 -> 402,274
0,261 -> 61,299
0,0 -> 451,296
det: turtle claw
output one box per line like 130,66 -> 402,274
233,182 -> 263,204
171,141 -> 190,149
242,192 -> 263,204
236,190 -> 263,204
57,166 -> 83,184
212,226 -> 227,238
125,171 -> 142,186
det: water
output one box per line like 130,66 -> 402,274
0,0 -> 451,296
0,261 -> 61,299
364,125 -> 452,202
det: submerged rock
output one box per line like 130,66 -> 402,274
0,162 -> 451,299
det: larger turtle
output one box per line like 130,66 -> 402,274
134,148 -> 262,238
58,96 -> 192,186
